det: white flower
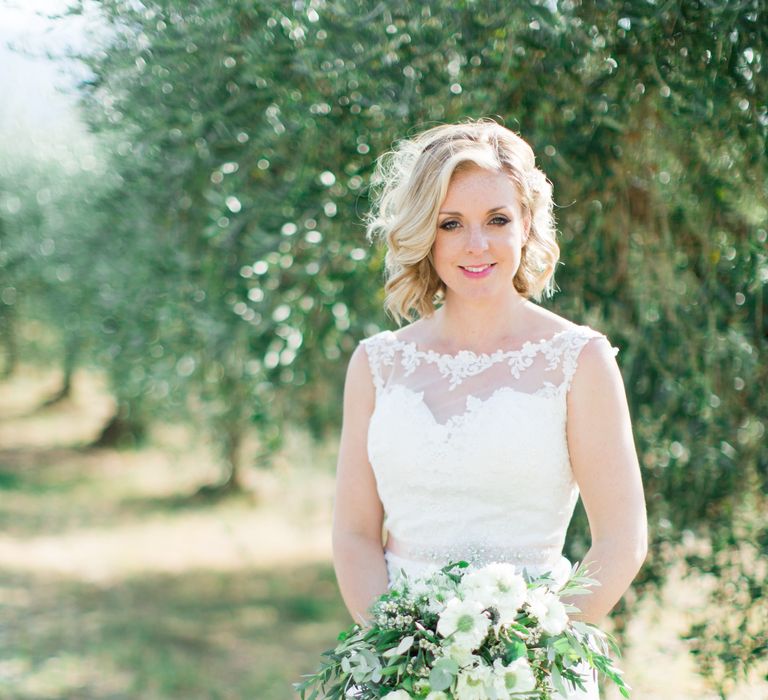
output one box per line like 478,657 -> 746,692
382,690 -> 413,700
461,563 -> 527,625
526,586 -> 569,635
406,576 -> 432,600
491,657 -> 537,697
455,663 -> 493,700
437,598 -> 491,651
413,679 -> 431,696
425,692 -> 449,700
409,571 -> 458,614
441,642 -> 480,669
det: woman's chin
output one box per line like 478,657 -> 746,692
443,286 -> 513,306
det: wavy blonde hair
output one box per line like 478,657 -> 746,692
365,118 -> 560,324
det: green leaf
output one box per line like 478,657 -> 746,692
383,634 -> 414,657
427,656 -> 459,692
551,664 -> 567,696
428,666 -> 454,692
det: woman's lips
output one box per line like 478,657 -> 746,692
459,263 -> 496,278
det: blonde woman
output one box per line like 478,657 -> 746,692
332,119 -> 647,699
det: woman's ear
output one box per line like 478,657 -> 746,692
523,209 -> 532,245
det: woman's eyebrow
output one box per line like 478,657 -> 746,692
438,205 -> 511,216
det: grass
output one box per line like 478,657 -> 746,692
2,564 -> 346,699
0,363 -> 765,699
0,364 -> 348,699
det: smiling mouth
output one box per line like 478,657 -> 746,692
459,263 -> 496,272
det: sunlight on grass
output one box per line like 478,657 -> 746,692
0,364 -> 347,699
2,565 -> 348,699
0,364 -> 765,699
3,653 -> 133,698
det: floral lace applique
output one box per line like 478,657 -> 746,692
361,326 -> 620,395
366,327 -> 601,390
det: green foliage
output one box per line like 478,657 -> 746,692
2,0 -> 766,691
296,560 -> 629,699
682,494 -> 768,696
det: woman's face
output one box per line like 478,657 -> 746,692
432,165 -> 530,305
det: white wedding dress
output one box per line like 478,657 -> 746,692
359,323 -> 621,700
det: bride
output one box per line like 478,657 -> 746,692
331,119 -> 647,699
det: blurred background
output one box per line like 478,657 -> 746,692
0,1 -> 766,698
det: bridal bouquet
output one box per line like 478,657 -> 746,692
295,561 -> 630,699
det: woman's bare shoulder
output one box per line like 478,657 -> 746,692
388,318 -> 429,345
519,305 -> 581,338
344,343 -> 376,405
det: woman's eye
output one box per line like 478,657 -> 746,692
439,217 -> 508,230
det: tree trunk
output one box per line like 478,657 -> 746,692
41,335 -> 80,406
194,423 -> 245,497
89,400 -> 147,448
0,305 -> 18,379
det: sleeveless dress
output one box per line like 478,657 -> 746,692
359,324 -> 621,700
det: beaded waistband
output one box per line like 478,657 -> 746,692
385,535 -> 561,567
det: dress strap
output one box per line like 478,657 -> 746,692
359,331 -> 397,394
561,327 -> 620,393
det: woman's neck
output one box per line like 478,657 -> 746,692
426,293 -> 536,353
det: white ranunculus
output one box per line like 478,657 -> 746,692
491,656 -> 537,697
455,663 -> 493,700
425,692 -> 449,700
460,563 -> 527,625
381,690 -> 413,700
526,587 -> 570,635
436,598 -> 491,651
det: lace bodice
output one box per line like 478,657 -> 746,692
360,324 -> 620,579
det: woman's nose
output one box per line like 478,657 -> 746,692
465,225 -> 489,253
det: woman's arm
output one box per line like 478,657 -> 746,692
564,336 -> 648,623
332,343 -> 389,626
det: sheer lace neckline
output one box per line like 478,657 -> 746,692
382,325 -> 583,361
